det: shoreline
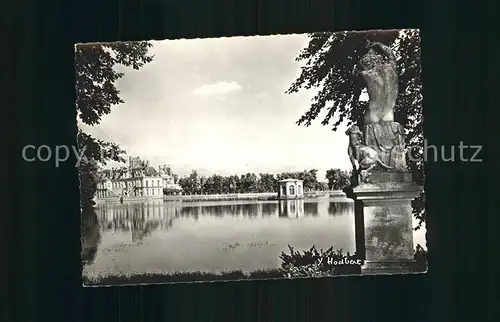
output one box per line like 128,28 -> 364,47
83,269 -> 285,286
95,190 -> 349,205
82,264 -> 425,286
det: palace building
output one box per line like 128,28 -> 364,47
95,157 -> 182,201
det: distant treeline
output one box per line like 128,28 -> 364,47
174,169 -> 352,195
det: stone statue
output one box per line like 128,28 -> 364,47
353,41 -> 398,125
348,41 -> 408,185
343,42 -> 424,275
346,125 -> 395,173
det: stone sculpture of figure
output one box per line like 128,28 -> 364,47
346,125 -> 395,173
346,41 -> 408,184
352,41 -> 398,125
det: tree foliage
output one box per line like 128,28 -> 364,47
287,29 -> 421,135
75,41 -> 154,126
325,168 -> 351,190
176,169 -> 327,195
287,29 -> 425,229
258,173 -> 278,193
75,41 -> 154,205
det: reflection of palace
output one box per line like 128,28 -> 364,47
95,199 -> 348,245
278,200 -> 305,218
97,204 -> 178,242
95,156 -> 183,201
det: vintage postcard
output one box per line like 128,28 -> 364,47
76,29 -> 427,287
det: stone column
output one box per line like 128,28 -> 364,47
346,172 -> 423,274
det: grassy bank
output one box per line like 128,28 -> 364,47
83,245 -> 427,286
83,269 -> 284,286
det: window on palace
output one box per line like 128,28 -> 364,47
289,185 -> 295,195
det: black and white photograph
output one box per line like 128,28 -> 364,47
76,29 -> 427,287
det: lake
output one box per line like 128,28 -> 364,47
82,197 -> 426,277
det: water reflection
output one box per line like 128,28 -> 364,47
82,199 -> 356,268
180,204 -> 263,218
180,205 -> 201,219
278,200 -> 305,218
95,203 -> 177,243
81,203 -> 101,266
261,203 -> 278,216
304,202 -> 319,216
328,202 -> 353,216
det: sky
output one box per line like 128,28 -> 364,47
78,34 -> 359,181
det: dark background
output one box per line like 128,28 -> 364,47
5,0 -> 495,321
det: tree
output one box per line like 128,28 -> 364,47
316,182 -> 329,191
212,175 -> 225,194
178,170 -> 202,195
287,29 -> 425,229
240,173 -> 259,193
302,169 -> 319,191
201,176 -> 213,194
75,42 -> 154,126
227,175 -> 240,193
177,177 -> 191,195
325,169 -> 351,190
201,174 -> 225,194
258,173 -> 277,193
277,172 -> 300,181
75,41 -> 154,205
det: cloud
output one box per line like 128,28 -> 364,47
254,90 -> 268,100
192,81 -> 242,96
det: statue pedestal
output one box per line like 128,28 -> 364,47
345,172 -> 423,275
